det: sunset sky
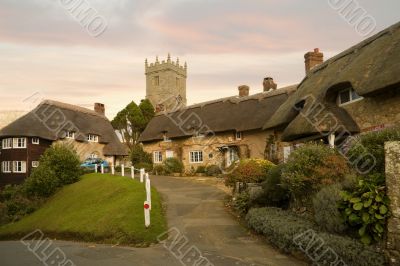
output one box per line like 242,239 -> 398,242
0,0 -> 399,119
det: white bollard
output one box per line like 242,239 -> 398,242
146,176 -> 151,210
140,168 -> 145,183
101,164 -> 104,174
95,164 -> 98,173
144,201 -> 150,228
131,166 -> 134,179
121,164 -> 125,177
111,165 -> 115,175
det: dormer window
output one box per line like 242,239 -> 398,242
66,131 -> 75,139
235,132 -> 242,140
338,88 -> 363,105
32,138 -> 40,144
87,134 -> 99,142
163,133 -> 171,142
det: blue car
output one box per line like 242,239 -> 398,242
81,158 -> 109,171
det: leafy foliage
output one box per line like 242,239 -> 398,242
259,165 -> 289,207
205,165 -> 222,176
130,144 -> 152,165
313,184 -> 347,234
225,159 -> 275,188
246,207 -> 386,266
233,191 -> 251,216
195,166 -> 206,174
281,143 -> 350,206
163,158 -> 184,174
111,99 -> 155,150
24,144 -> 82,198
339,174 -> 390,245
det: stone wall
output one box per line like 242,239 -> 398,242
385,141 -> 400,265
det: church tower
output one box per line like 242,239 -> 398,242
145,54 -> 187,113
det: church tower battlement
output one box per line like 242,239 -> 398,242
145,54 -> 187,113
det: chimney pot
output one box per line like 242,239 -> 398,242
305,48 -> 324,75
238,85 -> 250,97
263,77 -> 277,92
94,103 -> 105,115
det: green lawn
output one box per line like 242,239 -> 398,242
0,173 -> 167,246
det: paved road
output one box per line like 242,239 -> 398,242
0,175 -> 305,266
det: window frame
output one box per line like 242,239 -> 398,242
32,137 -> 40,145
87,134 -> 99,143
66,131 -> 75,139
2,161 -> 12,173
338,88 -> 363,106
153,151 -> 163,164
13,161 -> 26,173
2,138 -> 13,149
154,76 -> 160,86
13,138 -> 27,149
32,161 -> 39,168
189,151 -> 204,164
235,132 -> 242,140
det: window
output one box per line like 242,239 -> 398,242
87,134 -> 99,142
13,138 -> 26,148
163,133 -> 171,142
32,138 -> 40,144
66,131 -> 75,139
154,76 -> 160,86
154,151 -> 163,163
1,161 -> 11,173
166,150 -> 174,158
13,161 -> 26,173
338,88 -> 363,105
32,161 -> 39,168
2,138 -> 12,149
235,132 -> 242,140
190,151 -> 203,163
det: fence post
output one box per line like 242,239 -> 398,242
140,168 -> 145,183
131,166 -> 134,179
121,164 -> 125,177
95,164 -> 98,173
146,175 -> 151,210
101,164 -> 104,174
111,165 -> 115,175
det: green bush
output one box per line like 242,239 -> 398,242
195,166 -> 206,174
233,191 -> 251,216
246,207 -> 386,266
281,143 -> 350,206
205,165 -> 222,176
313,184 -> 347,234
259,165 -> 289,207
163,158 -> 184,173
24,143 -> 82,198
135,162 -> 153,172
130,144 -> 152,165
225,159 -> 275,188
346,127 -> 400,174
339,174 -> 390,245
152,165 -> 168,175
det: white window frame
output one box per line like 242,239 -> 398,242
235,132 -> 242,140
66,131 -> 75,139
13,161 -> 26,173
87,134 -> 99,142
189,151 -> 203,164
32,161 -> 39,168
2,138 -> 12,149
338,88 -> 363,106
2,161 -> 12,173
32,137 -> 40,145
166,150 -> 174,158
13,138 -> 27,149
153,151 -> 163,163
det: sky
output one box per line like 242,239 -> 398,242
0,0 -> 399,119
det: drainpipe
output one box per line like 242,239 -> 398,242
328,133 -> 336,148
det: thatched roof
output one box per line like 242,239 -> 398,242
139,85 -> 297,142
263,21 -> 400,141
0,100 -> 128,156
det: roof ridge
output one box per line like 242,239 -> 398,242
40,100 -> 108,120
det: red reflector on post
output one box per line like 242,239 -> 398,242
144,203 -> 150,209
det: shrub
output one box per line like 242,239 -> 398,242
233,191 -> 251,216
135,162 -> 153,172
281,143 -> 350,206
153,165 -> 168,175
346,127 -> 400,174
130,144 -> 152,165
339,174 -> 390,245
163,158 -> 184,173
205,165 -> 222,176
195,166 -> 206,174
24,143 -> 82,198
225,159 -> 275,188
259,165 -> 289,208
246,207 -> 386,266
313,184 -> 347,234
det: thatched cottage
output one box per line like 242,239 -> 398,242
0,100 -> 127,186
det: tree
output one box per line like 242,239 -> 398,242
111,99 -> 155,150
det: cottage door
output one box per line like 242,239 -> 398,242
226,148 -> 238,168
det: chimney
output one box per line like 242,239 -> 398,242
263,77 -> 277,92
238,85 -> 250,97
304,48 -> 324,74
94,103 -> 105,115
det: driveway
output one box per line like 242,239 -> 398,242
0,175 -> 305,266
